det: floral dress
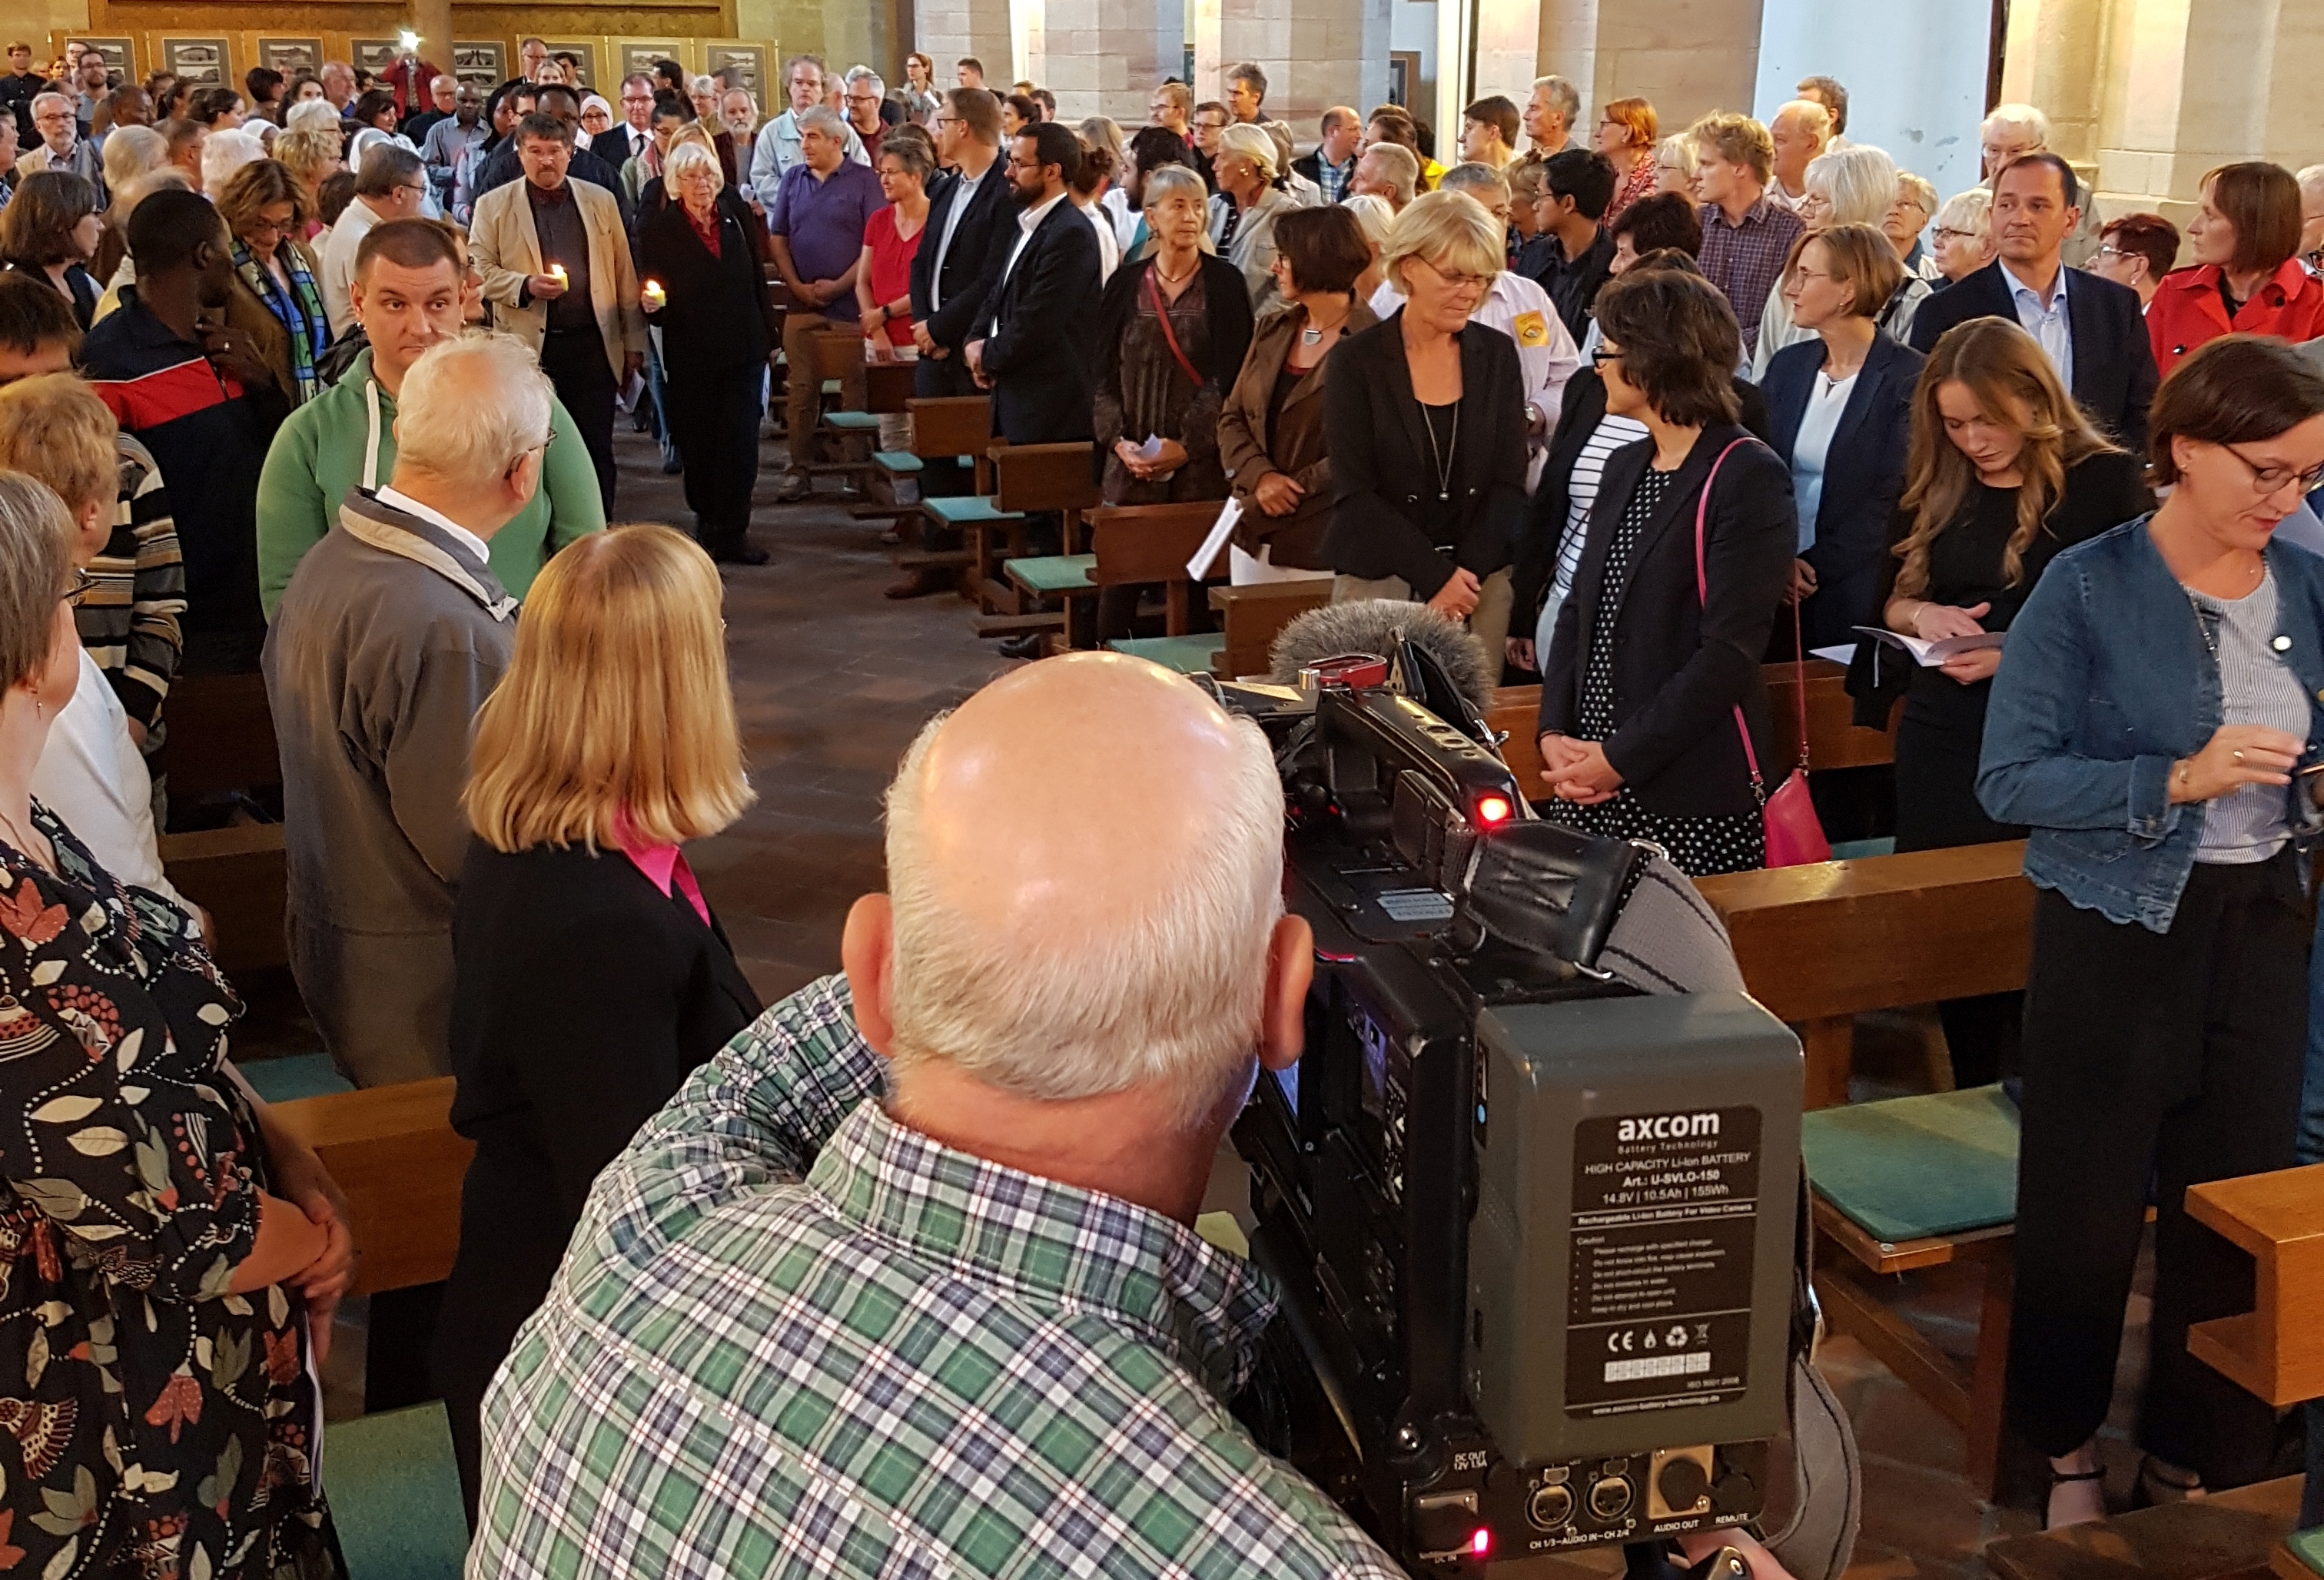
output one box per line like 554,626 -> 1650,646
0,805 -> 340,1580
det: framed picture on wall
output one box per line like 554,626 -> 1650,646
700,41 -> 772,99
347,38 -> 401,78
614,39 -> 695,85
55,36 -> 137,83
541,41 -> 600,91
253,36 -> 324,79
450,41 -> 507,95
154,36 -> 234,91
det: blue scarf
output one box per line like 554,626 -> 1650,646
234,241 -> 330,403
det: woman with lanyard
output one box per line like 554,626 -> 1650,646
1090,163 -> 1255,638
216,158 -> 333,407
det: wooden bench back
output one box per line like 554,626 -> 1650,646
905,397 -> 993,460
1771,659 -> 1899,770
267,1078 -> 471,1298
2184,1161 -> 2324,1407
158,824 -> 286,973
1089,503 -> 1223,585
860,360 -> 917,413
156,671 -> 280,801
1207,580 -> 1334,679
991,443 -> 1103,515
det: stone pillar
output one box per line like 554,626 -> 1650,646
2001,0 -> 2324,240
915,0 -> 1014,93
413,0 -> 453,88
1487,0 -> 1762,154
1024,0 -> 1184,126
1193,0 -> 1392,151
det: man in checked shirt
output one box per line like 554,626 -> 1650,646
470,652 -> 1409,1579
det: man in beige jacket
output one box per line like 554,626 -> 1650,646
470,111 -> 644,510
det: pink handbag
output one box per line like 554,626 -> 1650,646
1694,439 -> 1831,868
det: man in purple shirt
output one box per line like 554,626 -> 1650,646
1690,111 -> 1802,358
769,105 -> 883,500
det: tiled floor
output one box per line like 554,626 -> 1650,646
298,420 -> 2203,1576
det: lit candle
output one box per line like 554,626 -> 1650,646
549,263 -> 567,289
642,278 -> 666,310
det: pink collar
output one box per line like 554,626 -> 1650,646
623,841 -> 711,928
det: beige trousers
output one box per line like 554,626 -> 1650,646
1330,568 -> 1515,669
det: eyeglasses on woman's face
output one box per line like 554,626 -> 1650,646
2219,440 -> 2324,498
61,569 -> 96,607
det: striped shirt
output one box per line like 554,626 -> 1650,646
78,435 -> 184,747
2190,570 -> 2308,864
473,974 -> 1407,1580
1553,413 -> 1652,604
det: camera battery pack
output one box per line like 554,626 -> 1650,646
1466,993 -> 1801,1467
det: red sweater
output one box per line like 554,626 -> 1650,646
2146,258 -> 2324,378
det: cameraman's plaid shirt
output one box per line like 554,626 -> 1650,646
469,974 -> 1406,1579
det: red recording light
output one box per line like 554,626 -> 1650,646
1474,795 -> 1513,827
1471,1527 -> 1492,1557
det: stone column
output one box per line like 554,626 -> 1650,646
915,0 -> 1014,93
1024,0 -> 1184,126
1479,0 -> 1763,156
1193,0 -> 1393,151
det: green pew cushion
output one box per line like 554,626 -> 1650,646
1828,837 -> 1897,861
326,1404 -> 467,1579
824,411 -> 883,431
1005,555 -> 1096,595
1108,634 -> 1224,674
874,451 -> 925,473
819,378 -> 842,395
1802,1084 -> 2019,1243
239,1051 -> 353,1104
924,496 -> 1024,526
2285,1527 -> 2324,1578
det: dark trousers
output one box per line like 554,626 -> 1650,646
664,359 -> 763,554
540,328 -> 619,514
2007,852 -> 2306,1483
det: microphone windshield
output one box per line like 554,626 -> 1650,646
1268,599 -> 1496,713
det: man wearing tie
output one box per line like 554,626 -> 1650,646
611,73 -> 656,168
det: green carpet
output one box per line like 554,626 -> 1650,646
1802,1084 -> 2020,1243
327,1404 -> 468,1578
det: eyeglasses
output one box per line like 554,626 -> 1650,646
1931,227 -> 1981,243
1416,257 -> 1494,291
1590,347 -> 1623,368
62,569 -> 95,606
2221,440 -> 2324,497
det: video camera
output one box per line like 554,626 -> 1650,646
1211,633 -> 1804,1575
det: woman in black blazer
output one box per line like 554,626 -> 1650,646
1507,252 -> 1774,674
1323,190 -> 1530,658
434,525 -> 762,1522
1536,267 -> 1798,875
1761,226 -> 1924,651
638,140 -> 779,565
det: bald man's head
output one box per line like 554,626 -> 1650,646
870,653 -> 1293,1130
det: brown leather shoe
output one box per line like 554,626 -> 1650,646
885,570 -> 948,599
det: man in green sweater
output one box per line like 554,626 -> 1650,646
257,218 -> 603,619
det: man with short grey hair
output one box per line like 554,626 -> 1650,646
1767,99 -> 1831,212
1350,139 -> 1419,211
319,142 -> 429,335
769,103 -> 884,498
718,88 -> 759,143
14,91 -> 104,198
749,52 -> 868,198
1294,106 -> 1362,204
265,331 -> 541,1086
473,651 -> 1412,1579
1521,74 -> 1582,162
842,64 -> 888,163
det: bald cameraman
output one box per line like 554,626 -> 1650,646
472,652 -> 1409,1578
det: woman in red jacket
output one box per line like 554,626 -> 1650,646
2148,161 -> 2324,377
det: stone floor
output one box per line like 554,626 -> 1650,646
290,417 -> 2197,1577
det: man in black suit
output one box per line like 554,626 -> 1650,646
890,86 -> 1017,598
908,86 -> 1011,400
1910,152 -> 2158,451
964,120 -> 1101,446
965,121 -> 1102,652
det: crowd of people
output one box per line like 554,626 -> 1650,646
0,31 -> 2319,1577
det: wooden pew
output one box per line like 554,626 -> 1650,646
1207,579 -> 1335,679
974,443 -> 1102,637
268,1078 -> 470,1297
1005,503 -> 1229,656
155,670 -> 281,802
1771,657 -> 1899,770
1697,842 -> 2034,1108
2185,1160 -> 2324,1409
1985,1474 -> 2308,1580
160,822 -> 287,973
895,396 -> 1001,589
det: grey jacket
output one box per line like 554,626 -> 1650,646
265,489 -> 516,942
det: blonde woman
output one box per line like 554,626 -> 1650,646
1207,122 -> 1293,312
1652,133 -> 1696,198
1751,143 -> 1930,379
435,523 -> 760,1522
1925,187 -> 1996,283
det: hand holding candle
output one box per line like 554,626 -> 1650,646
529,264 -> 569,300
642,278 -> 667,311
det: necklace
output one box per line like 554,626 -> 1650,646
1300,301 -> 1350,347
1419,400 -> 1459,503
1152,257 -> 1196,287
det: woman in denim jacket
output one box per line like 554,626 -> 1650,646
1977,337 -> 2324,1527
